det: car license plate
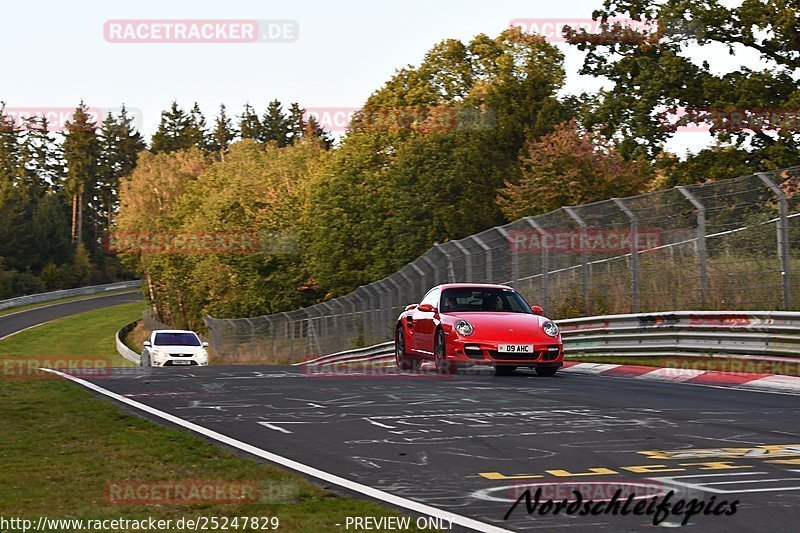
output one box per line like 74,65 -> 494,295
171,360 -> 191,365
498,344 -> 534,354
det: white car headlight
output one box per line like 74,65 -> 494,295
455,320 -> 474,336
543,321 -> 559,337
153,349 -> 168,358
197,349 -> 208,359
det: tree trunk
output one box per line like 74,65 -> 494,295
70,194 -> 78,243
76,191 -> 83,246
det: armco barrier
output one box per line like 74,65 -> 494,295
301,310 -> 800,367
116,320 -> 141,365
0,280 -> 141,311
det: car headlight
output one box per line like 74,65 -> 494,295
197,349 -> 208,359
455,320 -> 474,336
543,321 -> 559,337
153,349 -> 168,359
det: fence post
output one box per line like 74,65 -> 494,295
757,173 -> 791,308
351,290 -> 368,347
494,227 -> 517,288
525,217 -> 549,312
398,270 -> 416,304
410,263 -> 428,297
435,243 -> 456,282
471,235 -> 492,282
451,240 -> 472,282
677,186 -> 708,308
562,206 -> 590,313
420,254 -> 441,286
612,198 -> 640,313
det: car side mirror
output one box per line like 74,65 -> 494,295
531,306 -> 544,315
417,303 -> 436,313
404,304 -> 418,311
143,341 -> 151,347
202,341 -> 209,347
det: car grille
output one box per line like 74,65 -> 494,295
169,353 -> 194,358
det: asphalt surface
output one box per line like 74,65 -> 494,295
0,291 -> 142,339
66,364 -> 800,532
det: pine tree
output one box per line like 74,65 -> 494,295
287,103 -> 306,145
305,115 -> 334,150
260,100 -> 289,146
187,102 -> 210,151
151,101 -> 194,153
98,105 -> 145,233
62,101 -> 100,247
0,103 -> 20,180
240,103 -> 261,141
19,115 -> 62,196
209,104 -> 237,159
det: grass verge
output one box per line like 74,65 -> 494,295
0,288 -> 140,318
0,303 -> 429,532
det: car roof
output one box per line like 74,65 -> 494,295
152,329 -> 199,335
436,283 -> 515,290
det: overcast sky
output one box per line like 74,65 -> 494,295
2,0 -> 759,155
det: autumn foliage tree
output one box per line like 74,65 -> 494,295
497,121 -> 652,219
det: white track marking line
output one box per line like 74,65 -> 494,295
561,363 -> 620,374
40,368 -> 514,533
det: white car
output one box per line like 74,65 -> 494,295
141,329 -> 209,367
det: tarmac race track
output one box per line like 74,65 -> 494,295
0,291 -> 142,340
55,363 -> 800,532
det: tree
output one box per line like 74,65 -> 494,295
302,28 -> 570,294
151,102 -> 194,153
19,115 -> 63,196
209,104 -> 237,159
497,121 -> 653,219
260,100 -> 289,146
62,101 -> 100,246
239,103 -> 262,141
98,106 -> 145,236
564,0 -> 800,180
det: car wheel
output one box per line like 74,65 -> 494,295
535,366 -> 559,377
395,327 -> 421,372
434,329 -> 455,374
495,365 -> 517,376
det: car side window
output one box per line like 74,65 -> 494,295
420,288 -> 440,308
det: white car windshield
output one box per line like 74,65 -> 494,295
154,332 -> 201,346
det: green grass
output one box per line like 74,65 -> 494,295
0,304 -> 429,532
0,288 -> 140,318
567,355 -> 800,377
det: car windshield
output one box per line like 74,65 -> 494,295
439,287 -> 533,314
154,332 -> 201,346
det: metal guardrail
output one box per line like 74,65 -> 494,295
560,310 -> 800,359
116,320 -> 141,365
0,280 -> 142,311
301,310 -> 800,367
295,342 -> 394,367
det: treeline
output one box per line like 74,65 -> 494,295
117,18 -> 799,329
0,99 -> 331,299
8,0 -> 800,319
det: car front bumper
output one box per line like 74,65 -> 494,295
447,338 -> 563,366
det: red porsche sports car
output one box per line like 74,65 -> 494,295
394,283 -> 563,375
